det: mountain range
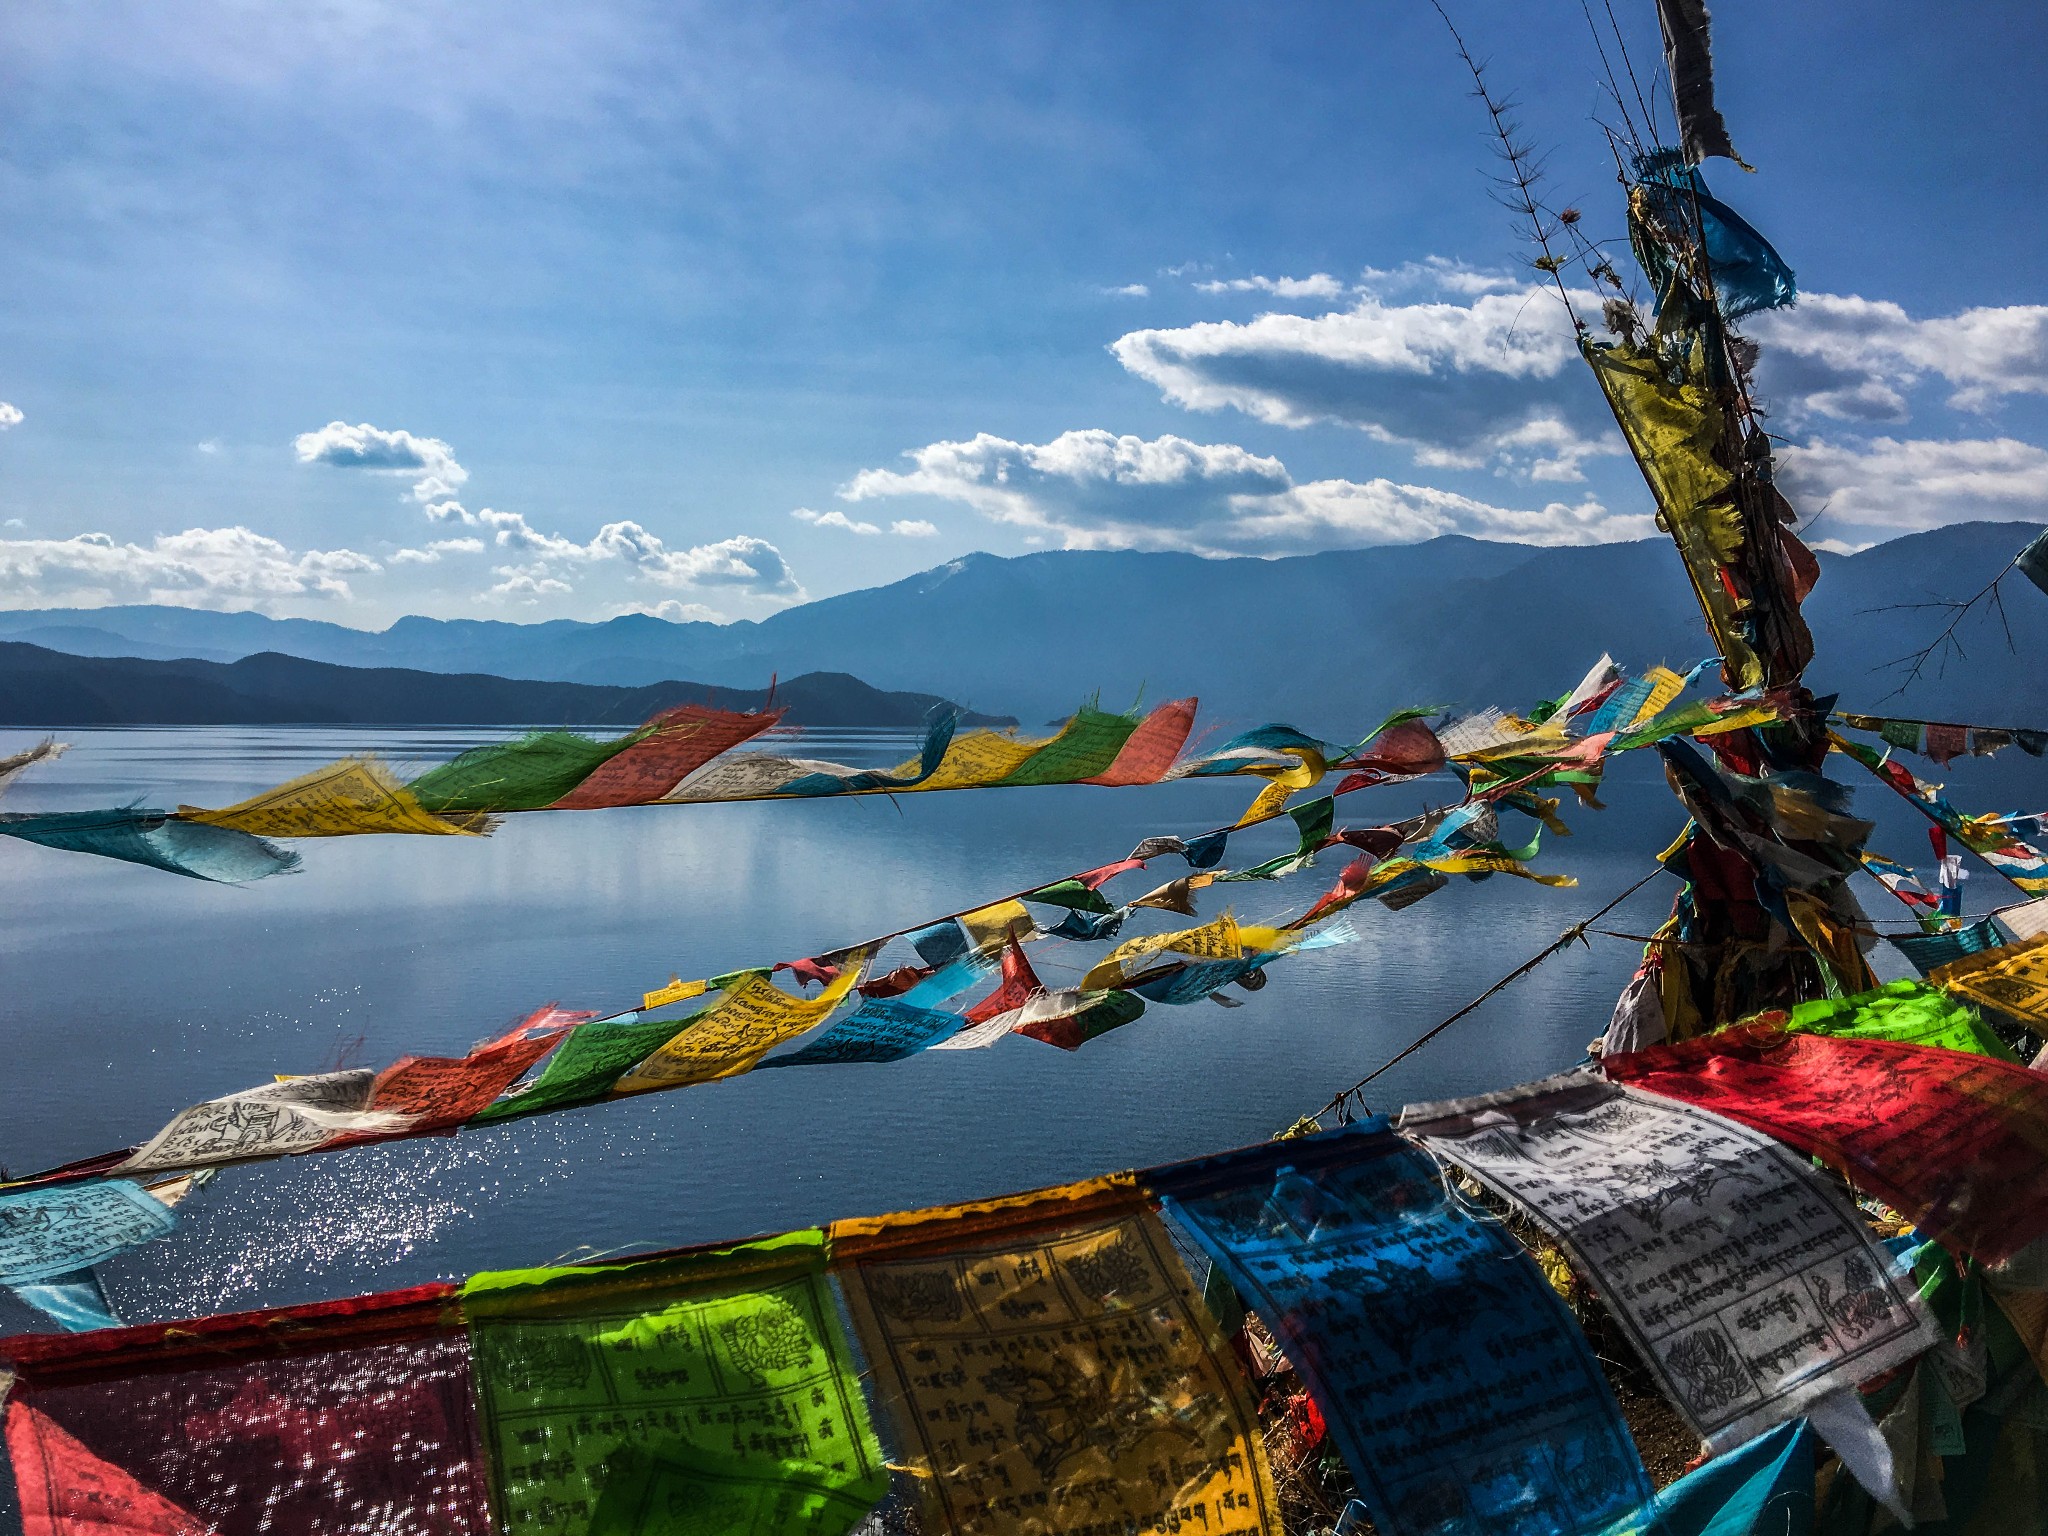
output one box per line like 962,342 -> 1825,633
0,646 -> 1012,729
1,521 -> 2042,735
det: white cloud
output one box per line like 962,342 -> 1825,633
293,418 -> 479,525
1776,435 -> 2048,530
1110,278 -> 1617,480
889,518 -> 939,537
483,563 -> 574,603
0,402 -> 21,430
1101,283 -> 1150,298
390,537 -> 485,565
791,507 -> 881,534
0,526 -> 379,609
1749,293 -> 2048,423
607,598 -> 727,623
1193,273 -> 1346,299
844,428 -> 1648,554
475,509 -> 801,595
195,438 -> 221,455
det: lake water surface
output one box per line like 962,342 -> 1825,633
0,722 -> 2024,1335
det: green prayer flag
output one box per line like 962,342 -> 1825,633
1783,979 -> 2016,1060
408,729 -> 646,814
994,705 -> 1139,786
464,1231 -> 887,1536
472,1012 -> 704,1122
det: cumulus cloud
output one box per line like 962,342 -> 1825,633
483,563 -> 573,603
474,509 -> 800,595
792,507 -> 882,534
1193,273 -> 1346,299
291,420 -> 486,525
1776,436 -> 2048,530
0,402 -> 25,429
390,537 -> 485,565
1101,283 -> 1150,298
890,518 -> 939,537
1749,294 -> 2048,423
843,428 -> 1648,554
1110,278 -> 1616,480
0,526 -> 379,609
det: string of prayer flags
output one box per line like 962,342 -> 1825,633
1834,711 -> 2047,767
1152,1120 -> 1652,1536
1399,1074 -> 1940,1453
1929,934 -> 2048,1033
829,1175 -> 1282,1536
1767,979 -> 2017,1060
463,1231 -> 886,1536
1603,1025 -> 2048,1263
1,1283 -> 493,1535
1831,731 -> 2048,897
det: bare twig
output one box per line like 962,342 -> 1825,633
1866,556 -> 2022,698
1431,1 -> 1583,331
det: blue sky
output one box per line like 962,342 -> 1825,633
2,0 -> 2045,627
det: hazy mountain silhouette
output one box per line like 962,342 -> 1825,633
0,645 -> 1013,729
1,522 -> 2041,735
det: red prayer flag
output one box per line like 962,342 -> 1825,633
1605,1025 -> 2048,1262
963,937 -> 1043,1024
1083,697 -> 1197,785
548,703 -> 780,809
7,1401 -> 209,1536
1,1285 -> 491,1536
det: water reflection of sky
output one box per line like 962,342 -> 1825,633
0,725 -> 2032,1329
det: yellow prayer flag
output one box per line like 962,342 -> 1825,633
958,899 -> 1036,953
1581,337 -> 1760,689
616,957 -> 868,1093
1082,913 -> 1241,990
1628,666 -> 1688,730
180,756 -> 474,838
641,976 -> 708,1012
895,729 -> 1047,790
1931,936 -> 2048,1029
830,1178 -> 1281,1536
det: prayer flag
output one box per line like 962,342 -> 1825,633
1402,1075 -> 1938,1452
0,1284 -> 491,1536
831,1176 -> 1280,1536
1605,1026 -> 2048,1262
464,1232 -> 885,1536
614,958 -> 868,1093
1153,1122 -> 1650,1536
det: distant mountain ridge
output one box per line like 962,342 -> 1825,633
0,645 -> 1014,729
1,522 -> 2042,734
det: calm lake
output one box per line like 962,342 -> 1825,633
0,722 -> 2025,1335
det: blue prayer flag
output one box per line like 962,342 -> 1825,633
1152,1121 -> 1651,1536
